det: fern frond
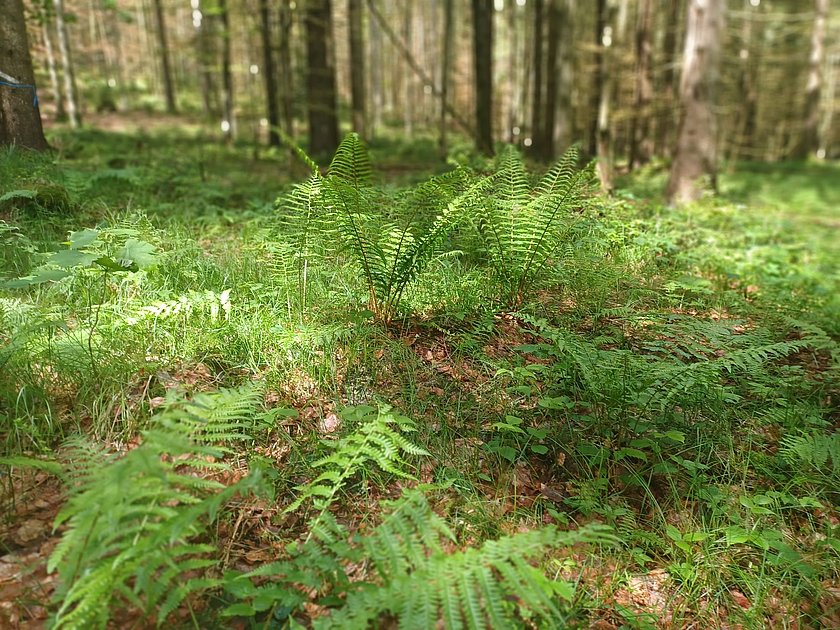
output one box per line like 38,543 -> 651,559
49,386 -> 266,628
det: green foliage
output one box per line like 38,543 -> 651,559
45,385 -> 266,629
285,404 -> 429,513
471,145 -> 594,306
227,489 -> 614,629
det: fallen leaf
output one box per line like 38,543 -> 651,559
318,412 -> 341,434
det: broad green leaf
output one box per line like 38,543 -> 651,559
118,238 -> 158,269
49,249 -> 96,269
67,228 -> 99,250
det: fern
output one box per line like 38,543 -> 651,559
285,404 -> 429,514
227,490 -> 615,629
279,133 -> 495,323
780,431 -> 840,481
473,145 -> 594,307
46,385 -> 266,629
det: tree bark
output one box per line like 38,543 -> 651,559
472,0 -> 493,156
53,0 -> 81,127
306,0 -> 340,159
588,0 -> 606,158
628,0 -> 654,170
0,0 -> 49,149
655,0 -> 681,157
278,0 -> 294,140
218,0 -> 235,141
260,0 -> 280,146
666,0 -> 724,205
439,0 -> 454,157
41,15 -> 66,121
541,0 -> 562,161
151,0 -> 176,114
794,0 -> 828,159
348,0 -> 367,139
529,0 -> 545,158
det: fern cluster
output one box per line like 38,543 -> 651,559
45,386 -> 265,629
226,489 -> 614,629
277,134 -> 593,321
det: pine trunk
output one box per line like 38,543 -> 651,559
472,0 -> 493,156
152,0 -> 176,114
348,0 -> 367,139
306,0 -> 340,159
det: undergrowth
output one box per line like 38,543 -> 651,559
0,130 -> 838,628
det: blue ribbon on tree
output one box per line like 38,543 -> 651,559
0,70 -> 38,107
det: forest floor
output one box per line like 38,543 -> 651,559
1,124 -> 838,629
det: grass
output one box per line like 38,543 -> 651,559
1,125 -> 838,628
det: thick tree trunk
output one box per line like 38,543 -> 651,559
152,0 -> 176,114
472,0 -> 493,156
541,0 -> 562,162
306,0 -> 340,159
529,0 -> 544,158
219,0 -> 235,141
260,0 -> 280,146
655,0 -> 681,157
666,0 -> 724,205
348,0 -> 367,139
794,0 -> 828,159
53,0 -> 81,127
439,0 -> 454,157
0,0 -> 49,149
629,0 -> 654,170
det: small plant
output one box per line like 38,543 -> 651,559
471,145 -> 594,307
18,386 -> 267,629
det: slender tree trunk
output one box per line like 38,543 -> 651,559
369,1 -> 384,135
348,0 -> 367,139
439,0 -> 454,157
367,0 -> 475,141
794,0 -> 828,159
529,0 -> 545,157
403,0 -> 414,139
278,0 -> 294,140
0,0 -> 49,149
555,0 -> 574,149
194,0 -> 218,116
259,0 -> 280,146
53,0 -> 81,127
152,0 -> 176,114
306,0 -> 340,159
629,0 -> 653,170
667,0 -> 724,205
594,0 -> 615,192
42,17 -> 66,121
219,0 -> 235,141
588,0 -> 606,158
472,0 -> 493,156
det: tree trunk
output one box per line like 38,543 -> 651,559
42,16 -> 66,121
541,0 -> 562,162
306,0 -> 340,159
194,0 -> 218,117
666,0 -> 724,205
152,0 -> 176,114
53,0 -> 81,127
655,0 -> 680,157
628,0 -> 653,170
529,0 -> 544,158
260,0 -> 280,146
369,0 -> 384,135
402,0 -> 414,139
472,0 -> 493,156
588,0 -> 606,158
348,0 -> 367,139
278,0 -> 294,140
794,0 -> 828,159
439,0 -> 454,157
218,0 -> 235,141
0,0 -> 49,149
